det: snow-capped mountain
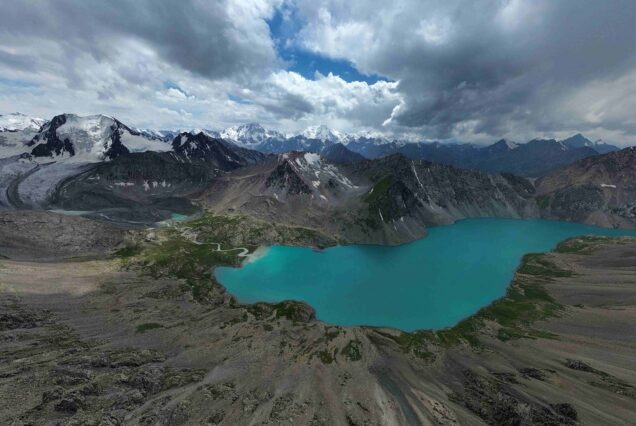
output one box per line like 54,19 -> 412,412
219,123 -> 356,154
220,123 -> 285,147
560,133 -> 618,154
263,151 -> 360,204
298,125 -> 346,144
131,127 -> 178,141
171,131 -> 265,169
0,112 -> 46,132
28,114 -> 171,162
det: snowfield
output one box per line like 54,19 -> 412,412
47,114 -> 171,163
0,113 -> 46,132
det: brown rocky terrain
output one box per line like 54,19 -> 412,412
1,214 -> 635,425
536,147 -> 636,228
198,153 -> 538,245
0,210 -> 126,260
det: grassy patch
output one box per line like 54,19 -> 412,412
140,231 -> 242,301
342,340 -> 362,361
364,175 -> 394,204
397,331 -> 439,358
535,195 -> 551,209
135,322 -> 164,333
555,236 -> 612,255
273,301 -> 313,322
318,350 -> 334,364
517,253 -> 573,278
182,212 -> 335,248
114,245 -> 141,258
325,329 -> 340,341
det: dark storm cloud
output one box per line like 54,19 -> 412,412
380,1 -> 636,137
297,0 -> 636,140
0,0 -> 278,81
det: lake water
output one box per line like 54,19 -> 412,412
215,218 -> 636,331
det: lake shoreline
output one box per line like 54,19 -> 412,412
216,218 -> 636,332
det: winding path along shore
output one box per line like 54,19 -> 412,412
180,227 -> 250,257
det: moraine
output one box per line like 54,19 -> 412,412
216,218 -> 636,331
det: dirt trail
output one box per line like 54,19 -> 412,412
180,228 -> 250,257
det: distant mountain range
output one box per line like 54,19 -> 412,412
0,112 -> 46,132
197,122 -> 622,177
0,112 -> 624,176
0,111 -> 634,239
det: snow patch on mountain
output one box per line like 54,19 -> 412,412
299,125 -> 345,143
30,114 -> 171,163
221,123 -> 284,147
0,131 -> 36,158
0,113 -> 46,132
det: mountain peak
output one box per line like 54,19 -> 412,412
220,122 -> 283,146
300,125 -> 344,143
561,133 -> 593,149
0,112 -> 47,132
28,113 -> 171,162
489,139 -> 519,151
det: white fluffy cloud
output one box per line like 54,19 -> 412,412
1,0 -> 636,144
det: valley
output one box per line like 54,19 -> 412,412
1,112 -> 635,425
4,2 -> 636,424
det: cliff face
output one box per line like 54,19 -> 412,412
536,147 -> 636,228
198,153 -> 538,245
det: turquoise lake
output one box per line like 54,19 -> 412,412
215,219 -> 636,331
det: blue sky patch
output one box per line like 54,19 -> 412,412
228,93 -> 252,105
267,7 -> 388,85
162,80 -> 191,97
0,77 -> 40,90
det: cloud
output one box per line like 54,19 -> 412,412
0,0 -> 281,82
294,0 -> 636,143
1,0 -> 636,144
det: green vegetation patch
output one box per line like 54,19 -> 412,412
554,236 -> 613,255
114,245 -> 142,258
273,301 -> 314,322
535,195 -> 551,209
182,212 -> 336,249
318,350 -> 335,364
362,175 -> 399,228
342,340 -> 362,361
135,322 -> 164,333
517,253 -> 573,277
140,230 -> 242,301
364,175 -> 394,204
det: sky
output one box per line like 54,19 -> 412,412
1,0 -> 636,145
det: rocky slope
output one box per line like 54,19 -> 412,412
171,131 -> 265,168
46,132 -> 268,224
0,210 -> 124,260
0,128 -> 268,224
470,138 -> 600,177
199,153 -> 538,244
321,143 -> 365,164
561,133 -> 618,154
536,147 -> 636,228
1,216 -> 634,425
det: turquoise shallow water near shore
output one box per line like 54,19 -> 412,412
215,218 -> 636,331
